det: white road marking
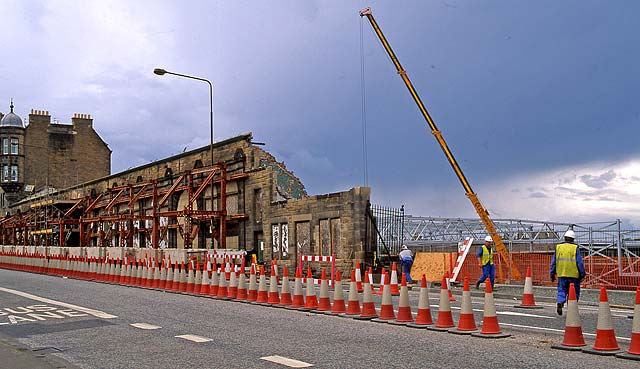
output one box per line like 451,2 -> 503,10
131,323 -> 161,330
261,355 -> 313,368
429,304 -> 553,319
175,334 -> 212,343
0,287 -> 117,319
499,322 -> 631,341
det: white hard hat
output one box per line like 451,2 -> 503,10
564,230 -> 576,239
401,245 -> 408,250
485,236 -> 493,243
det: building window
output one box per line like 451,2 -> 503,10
2,138 -> 8,155
319,218 -> 341,256
2,165 -> 8,182
10,165 -> 18,182
10,138 -> 18,155
271,223 -> 290,259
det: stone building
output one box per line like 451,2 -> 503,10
4,133 -> 373,272
0,101 -> 111,209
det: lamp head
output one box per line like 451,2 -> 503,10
153,68 -> 167,76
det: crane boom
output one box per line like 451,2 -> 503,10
359,7 -> 521,280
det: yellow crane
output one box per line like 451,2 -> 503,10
359,7 -> 521,280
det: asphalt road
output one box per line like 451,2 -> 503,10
0,268 -> 637,368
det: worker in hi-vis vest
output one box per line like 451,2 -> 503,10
549,229 -> 586,316
475,236 -> 495,290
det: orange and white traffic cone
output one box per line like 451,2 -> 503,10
341,270 -> 361,317
314,269 -> 332,312
354,273 -> 377,320
328,270 -> 346,315
583,285 -> 620,355
247,264 -> 257,302
192,261 -> 202,294
389,263 -> 400,296
217,264 -> 230,300
151,265 -> 161,289
209,268 -> 220,297
446,271 -> 456,302
178,261 -> 189,293
279,265 -> 292,306
449,276 -> 478,334
288,266 -> 306,310
186,260 -> 196,293
515,267 -> 542,309
255,265 -> 269,304
373,270 -> 395,322
199,262 -> 210,295
304,267 -> 318,310
617,286 -> 640,360
267,265 -> 280,305
552,283 -> 585,351
390,273 -> 413,325
237,267 -> 248,301
368,267 -> 374,293
408,275 -> 433,328
472,279 -> 510,338
428,274 -> 455,331
228,268 -> 238,299
355,261 -> 363,293
164,262 -> 174,290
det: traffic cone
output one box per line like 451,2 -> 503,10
151,265 -> 161,289
329,270 -> 346,315
158,260 -> 167,290
237,268 -> 248,301
472,279 -> 510,338
407,275 -> 433,328
186,260 -> 196,293
354,273 -> 377,320
304,267 -> 318,310
268,265 -> 280,305
199,263 -> 210,295
446,271 -> 456,302
209,268 -> 220,297
368,267 -> 374,293
279,266 -> 292,306
192,261 -> 202,294
551,283 -> 585,351
373,271 -> 395,322
616,286 -> 640,360
449,276 -> 478,334
165,262 -> 174,290
583,285 -> 620,355
389,273 -> 413,325
217,264 -> 229,300
355,261 -> 363,293
134,260 -> 143,286
255,265 -> 268,304
341,270 -> 361,317
142,260 -> 151,287
178,261 -> 189,293
428,274 -> 455,331
228,268 -> 238,299
314,269 -> 331,312
247,264 -> 257,302
389,263 -> 400,296
375,269 -> 386,295
515,267 -> 543,309
288,266 -> 306,310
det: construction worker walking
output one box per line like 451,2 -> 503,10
476,236 -> 495,290
550,229 -> 586,316
399,245 -> 415,284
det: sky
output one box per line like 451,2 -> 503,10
1,1 -> 639,227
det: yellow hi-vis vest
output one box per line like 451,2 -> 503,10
555,243 -> 579,278
481,245 -> 494,266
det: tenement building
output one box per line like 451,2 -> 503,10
0,101 -> 111,209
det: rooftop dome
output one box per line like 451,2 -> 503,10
0,100 -> 24,128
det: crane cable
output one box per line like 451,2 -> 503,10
359,16 -> 369,187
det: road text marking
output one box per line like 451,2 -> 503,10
261,355 -> 313,368
175,334 -> 212,343
0,287 -> 117,319
131,323 -> 162,330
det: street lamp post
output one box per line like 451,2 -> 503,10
154,68 -> 216,249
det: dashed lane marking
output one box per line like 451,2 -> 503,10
175,334 -> 212,343
499,322 -> 631,341
0,287 -> 117,319
260,355 -> 313,368
429,304 -> 554,319
131,323 -> 162,330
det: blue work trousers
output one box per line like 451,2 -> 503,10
400,258 -> 414,283
478,264 -> 495,286
557,277 -> 581,303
